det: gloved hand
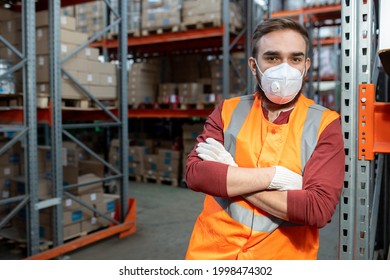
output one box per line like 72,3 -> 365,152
195,137 -> 238,167
268,166 -> 302,191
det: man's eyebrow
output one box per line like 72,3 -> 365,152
262,51 -> 305,57
291,52 -> 305,57
263,51 -> 280,56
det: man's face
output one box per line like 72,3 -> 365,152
249,29 -> 310,78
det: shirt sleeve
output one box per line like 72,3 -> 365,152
287,118 -> 345,228
185,101 -> 229,198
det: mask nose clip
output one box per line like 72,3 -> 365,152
271,81 -> 281,93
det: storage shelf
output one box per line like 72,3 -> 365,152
271,4 -> 341,20
0,107 -> 214,124
92,27 -> 244,56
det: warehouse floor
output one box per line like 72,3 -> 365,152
0,181 -> 340,260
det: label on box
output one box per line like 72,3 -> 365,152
4,167 -> 10,176
38,56 -> 45,66
90,193 -> 97,201
65,198 -> 72,207
87,74 -> 93,82
86,48 -> 91,56
37,28 -> 43,39
61,44 -> 68,54
61,17 -> 67,25
91,217 -> 97,224
40,84 -> 46,92
107,76 -> 113,84
2,190 -> 9,198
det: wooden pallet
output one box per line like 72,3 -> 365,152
129,102 -> 160,109
0,93 -> 23,107
0,226 -> 52,253
181,20 -> 221,31
129,174 -> 142,182
181,20 -> 240,34
109,29 -> 140,39
143,174 -> 179,187
61,98 -> 118,109
141,25 -> 180,36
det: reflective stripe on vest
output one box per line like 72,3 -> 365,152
215,96 -> 327,232
223,96 -> 254,159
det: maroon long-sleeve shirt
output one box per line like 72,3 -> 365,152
185,99 -> 345,228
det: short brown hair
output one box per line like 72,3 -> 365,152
252,18 -> 310,58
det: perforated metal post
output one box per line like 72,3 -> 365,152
50,0 -> 65,248
23,0 -> 40,256
340,0 -> 375,259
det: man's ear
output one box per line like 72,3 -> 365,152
248,57 -> 257,76
305,57 -> 311,75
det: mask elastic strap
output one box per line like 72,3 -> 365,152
252,59 -> 267,93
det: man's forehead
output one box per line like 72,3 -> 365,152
257,30 -> 306,55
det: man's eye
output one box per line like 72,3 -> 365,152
291,57 -> 303,63
266,57 -> 278,62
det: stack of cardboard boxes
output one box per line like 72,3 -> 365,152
0,8 -> 21,94
128,60 -> 160,107
110,0 -> 142,37
157,148 -> 181,185
210,53 -> 246,99
141,0 -> 181,35
6,139 -> 118,241
74,0 -> 104,39
182,0 -> 243,32
35,10 -> 117,103
0,140 -> 22,219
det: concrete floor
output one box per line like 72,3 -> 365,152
0,181 -> 340,260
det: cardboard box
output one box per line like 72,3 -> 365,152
88,85 -> 117,99
63,196 -> 82,211
10,177 -> 52,200
63,209 -> 83,225
63,57 -> 90,73
158,157 -> 180,173
128,146 -> 150,162
144,154 -> 159,173
0,164 -> 20,179
71,173 -> 104,195
128,162 -> 143,176
76,47 -> 100,61
0,7 -> 20,21
182,123 -> 204,140
0,178 -> 12,199
63,141 -> 88,167
35,28 -> 87,55
63,165 -> 78,185
79,160 -> 105,178
35,10 -> 76,31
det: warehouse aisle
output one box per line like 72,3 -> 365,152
67,182 -> 205,260
66,182 -> 340,260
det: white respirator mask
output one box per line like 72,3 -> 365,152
254,60 -> 305,104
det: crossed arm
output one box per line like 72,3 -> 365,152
185,103 -> 345,227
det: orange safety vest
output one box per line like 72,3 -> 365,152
186,93 -> 340,260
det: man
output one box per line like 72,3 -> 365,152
184,18 -> 345,260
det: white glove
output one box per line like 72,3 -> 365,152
268,166 -> 302,191
195,137 -> 238,167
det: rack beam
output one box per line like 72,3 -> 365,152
358,84 -> 390,160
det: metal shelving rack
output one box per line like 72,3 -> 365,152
340,0 -> 389,259
25,0 -> 135,260
1,0 -> 136,259
0,0 -> 40,256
